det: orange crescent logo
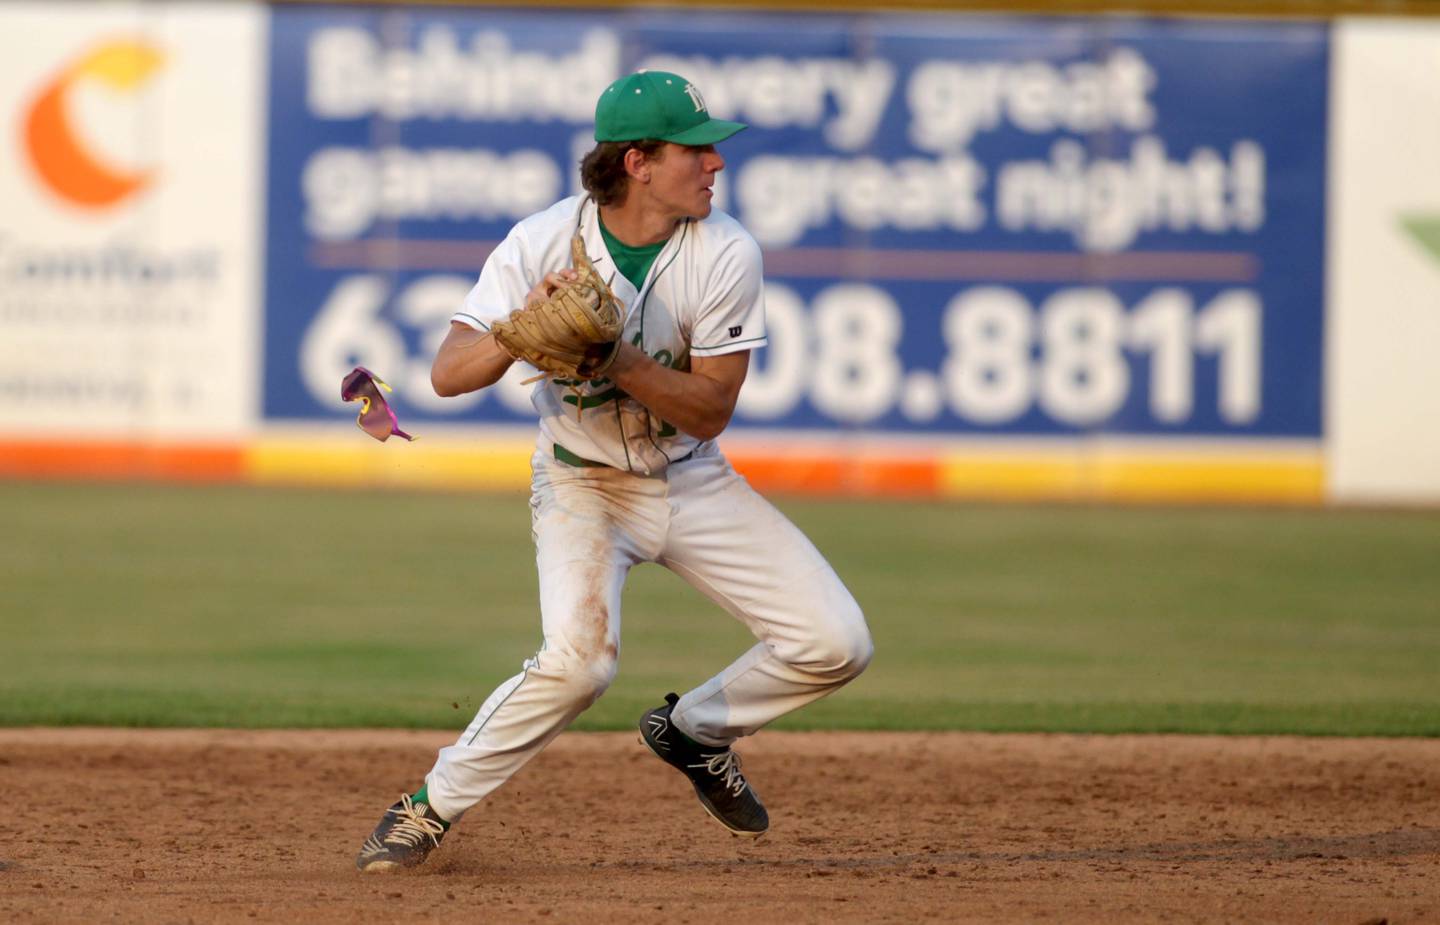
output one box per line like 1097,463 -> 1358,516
21,40 -> 165,210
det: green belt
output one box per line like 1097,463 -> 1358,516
553,443 -> 695,469
553,443 -> 608,468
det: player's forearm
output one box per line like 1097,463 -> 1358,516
432,327 -> 515,397
606,343 -> 737,441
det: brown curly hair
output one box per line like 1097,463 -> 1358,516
579,140 -> 668,206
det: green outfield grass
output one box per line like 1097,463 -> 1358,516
2,480 -> 1438,735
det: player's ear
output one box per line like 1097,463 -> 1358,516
623,145 -> 653,184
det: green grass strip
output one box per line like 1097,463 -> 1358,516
4,482 -> 1438,736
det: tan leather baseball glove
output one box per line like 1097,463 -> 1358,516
492,233 -> 624,382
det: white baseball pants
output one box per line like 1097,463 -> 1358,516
423,446 -> 873,823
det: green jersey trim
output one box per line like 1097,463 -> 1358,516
691,334 -> 767,351
453,313 -> 491,331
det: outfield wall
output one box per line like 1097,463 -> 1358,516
0,3 -> 1435,504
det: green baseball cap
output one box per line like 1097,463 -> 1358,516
594,71 -> 747,146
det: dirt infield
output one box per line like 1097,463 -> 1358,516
1,729 -> 1437,924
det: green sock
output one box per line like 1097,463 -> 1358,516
410,784 -> 451,829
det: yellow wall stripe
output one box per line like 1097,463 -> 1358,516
939,446 -> 1324,504
246,437 -> 534,491
244,435 -> 1324,505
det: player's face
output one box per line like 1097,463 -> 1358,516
648,143 -> 725,221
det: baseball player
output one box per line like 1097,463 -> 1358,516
356,70 -> 873,872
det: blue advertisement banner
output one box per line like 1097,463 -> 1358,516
263,9 -> 1328,437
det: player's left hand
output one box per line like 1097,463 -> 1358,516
492,234 -> 624,382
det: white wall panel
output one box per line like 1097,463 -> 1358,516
1328,19 -> 1440,503
0,1 -> 265,438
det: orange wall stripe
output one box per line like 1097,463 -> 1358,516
728,454 -> 940,497
0,438 -> 1324,505
0,440 -> 245,482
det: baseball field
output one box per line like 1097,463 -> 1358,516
3,480 -> 1439,922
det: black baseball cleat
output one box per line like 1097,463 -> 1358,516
355,793 -> 448,872
639,692 -> 769,837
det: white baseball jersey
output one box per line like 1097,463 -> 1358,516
453,195 -> 767,474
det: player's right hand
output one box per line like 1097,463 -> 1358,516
525,269 -> 579,307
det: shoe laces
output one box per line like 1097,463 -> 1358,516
689,750 -> 749,798
383,794 -> 446,848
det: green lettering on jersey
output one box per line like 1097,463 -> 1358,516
555,345 -> 691,431
562,385 -> 625,410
